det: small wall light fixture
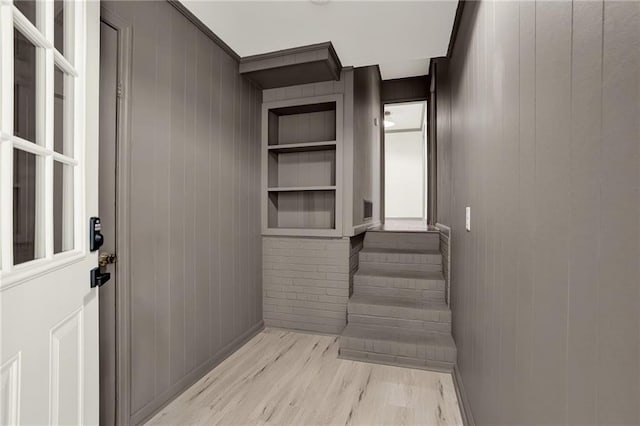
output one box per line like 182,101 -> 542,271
384,110 -> 395,128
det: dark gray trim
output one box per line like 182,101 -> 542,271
446,0 -> 466,58
99,7 -> 133,426
241,41 -> 342,78
168,3 -> 347,90
426,60 -> 438,225
453,366 -> 475,426
167,0 -> 241,62
381,76 -> 429,103
379,82 -> 386,223
240,42 -> 343,89
373,64 -> 383,84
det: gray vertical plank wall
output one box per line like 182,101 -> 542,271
435,1 -> 639,424
353,66 -> 382,228
434,60 -> 451,226
101,2 -> 263,424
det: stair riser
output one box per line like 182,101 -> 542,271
348,303 -> 451,323
353,285 -> 445,299
364,232 -> 440,252
359,251 -> 442,265
354,286 -> 445,302
354,274 -> 445,291
358,261 -> 442,273
339,348 -> 454,373
340,336 -> 457,363
348,313 -> 451,334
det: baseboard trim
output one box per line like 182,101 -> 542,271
131,320 -> 265,425
452,365 -> 475,426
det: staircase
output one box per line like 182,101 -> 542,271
339,230 -> 457,372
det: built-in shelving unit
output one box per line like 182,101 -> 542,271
262,94 -> 343,237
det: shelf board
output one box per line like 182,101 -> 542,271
267,141 -> 337,153
267,186 -> 336,192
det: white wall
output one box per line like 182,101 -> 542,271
384,130 -> 425,218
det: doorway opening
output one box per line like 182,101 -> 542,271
383,101 -> 428,229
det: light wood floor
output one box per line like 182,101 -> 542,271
146,328 -> 463,426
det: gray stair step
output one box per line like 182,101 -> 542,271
364,231 -> 440,252
354,268 -> 445,290
353,286 -> 446,302
348,294 -> 451,324
340,324 -> 457,366
353,269 -> 445,301
359,248 -> 442,264
348,313 -> 451,333
359,248 -> 442,273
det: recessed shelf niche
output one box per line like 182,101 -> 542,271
262,95 -> 343,236
268,102 -> 336,145
268,190 -> 336,230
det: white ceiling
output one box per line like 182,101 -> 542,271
181,0 -> 459,80
385,102 -> 425,131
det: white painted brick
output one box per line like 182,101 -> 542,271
263,236 -> 352,333
264,297 -> 346,312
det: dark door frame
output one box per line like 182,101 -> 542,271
99,7 -> 133,426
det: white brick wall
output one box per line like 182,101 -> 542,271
263,236 -> 352,334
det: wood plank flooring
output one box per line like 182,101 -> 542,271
146,328 -> 463,425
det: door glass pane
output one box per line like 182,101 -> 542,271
14,1 -> 37,28
53,162 -> 75,254
54,0 -> 64,55
14,29 -> 37,143
13,149 -> 42,265
54,66 -> 73,156
54,0 -> 73,63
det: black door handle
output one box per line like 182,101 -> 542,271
90,267 -> 111,288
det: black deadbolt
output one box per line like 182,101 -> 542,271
89,217 -> 104,252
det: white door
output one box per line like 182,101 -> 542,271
0,1 -> 100,424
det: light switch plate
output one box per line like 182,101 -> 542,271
465,206 -> 471,231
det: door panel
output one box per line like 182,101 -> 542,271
1,265 -> 99,425
49,308 -> 83,426
0,1 -> 101,424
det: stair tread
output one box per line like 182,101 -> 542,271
342,323 -> 456,348
360,247 -> 440,255
355,268 -> 444,281
349,294 -> 450,312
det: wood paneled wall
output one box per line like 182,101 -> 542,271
436,1 -> 639,424
102,2 -> 263,424
353,66 -> 382,227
